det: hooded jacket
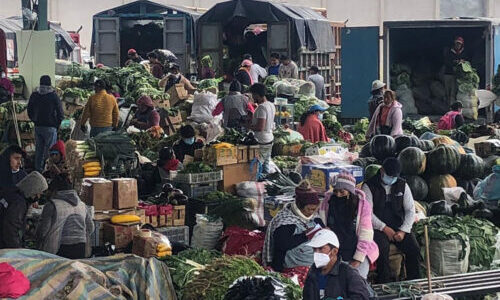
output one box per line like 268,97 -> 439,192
298,114 -> 329,143
367,101 -> 403,138
27,86 -> 64,128
134,96 -> 160,130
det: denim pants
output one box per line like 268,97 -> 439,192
35,126 -> 57,172
90,126 -> 112,138
258,143 -> 273,178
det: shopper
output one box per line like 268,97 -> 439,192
361,158 -> 421,283
80,79 -> 119,137
327,172 -> 379,279
147,52 -> 164,79
244,54 -> 267,83
0,66 -> 14,104
437,101 -> 465,130
267,52 -> 281,76
307,66 -> 326,100
0,171 -> 48,249
43,140 -> 68,181
263,180 -> 324,272
298,104 -> 329,143
235,59 -> 254,87
212,80 -> 254,129
368,80 -> 386,119
366,90 -> 403,138
444,37 -> 468,104
303,229 -> 370,300
279,54 -> 299,79
248,83 -> 275,177
27,75 -> 64,172
36,173 -> 94,259
125,49 -> 143,66
130,95 -> 160,130
173,124 -> 204,163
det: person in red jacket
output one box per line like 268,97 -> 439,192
130,95 -> 160,130
298,104 -> 329,143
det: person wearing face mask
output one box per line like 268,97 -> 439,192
303,229 -> 370,300
267,52 -> 281,76
173,125 -> 204,163
366,90 -> 403,139
0,67 -> 14,104
130,95 -> 160,130
263,180 -> 324,272
326,172 -> 379,279
361,158 -> 421,283
298,104 -> 329,143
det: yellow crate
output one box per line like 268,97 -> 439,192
204,145 -> 238,166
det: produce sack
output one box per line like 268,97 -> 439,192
274,81 -> 298,96
298,81 -> 315,97
457,91 -> 478,120
221,227 -> 265,257
191,214 -> 223,250
189,91 -> 218,123
236,181 -> 266,225
429,81 -> 446,100
429,238 -> 470,275
395,84 -> 418,115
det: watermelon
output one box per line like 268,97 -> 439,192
418,140 -> 435,152
428,174 -> 457,201
359,143 -> 372,158
403,175 -> 428,201
370,135 -> 396,161
398,147 -> 426,175
365,164 -> 382,181
454,153 -> 484,180
427,145 -> 461,175
395,135 -> 419,153
450,130 -> 469,145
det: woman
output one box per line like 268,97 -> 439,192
437,101 -> 465,130
212,80 -> 255,129
326,172 -> 379,279
43,140 -> 68,181
263,180 -> 324,272
200,55 -> 215,79
130,95 -> 160,130
366,90 -> 403,138
298,104 -> 329,143
235,60 -> 253,87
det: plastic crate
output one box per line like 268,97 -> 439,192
157,226 -> 189,245
176,182 -> 217,198
169,170 -> 223,184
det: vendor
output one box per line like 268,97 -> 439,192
200,55 -> 215,79
437,101 -> 465,130
366,90 -> 403,138
444,37 -> 468,104
125,49 -> 143,66
298,104 -> 329,143
279,55 -> 299,79
303,229 -> 370,300
80,79 -> 119,137
173,125 -> 204,163
267,52 -> 281,76
263,180 -> 324,272
212,80 -> 255,129
147,52 -> 164,79
0,66 -> 14,104
235,60 -> 254,87
368,80 -> 386,119
36,173 -> 94,259
327,172 -> 379,279
162,63 -> 195,95
130,95 -> 160,130
43,140 -> 68,181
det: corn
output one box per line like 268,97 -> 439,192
83,166 -> 102,172
84,171 -> 100,177
110,215 -> 141,224
157,243 -> 171,252
83,161 -> 101,169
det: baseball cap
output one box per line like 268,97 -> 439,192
306,229 -> 340,249
241,59 -> 253,67
128,49 -> 137,55
308,104 -> 328,113
371,80 -> 386,91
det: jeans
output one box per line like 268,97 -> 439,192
355,257 -> 370,279
444,74 -> 457,105
35,126 -> 57,172
258,143 -> 273,178
90,126 -> 112,138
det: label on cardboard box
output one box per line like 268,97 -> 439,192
301,163 -> 364,193
112,178 -> 138,209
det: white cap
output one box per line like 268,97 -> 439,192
371,80 -> 386,91
306,229 -> 340,249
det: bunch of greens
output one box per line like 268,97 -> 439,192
198,78 -> 222,90
201,191 -> 239,204
294,96 -> 321,122
18,121 -> 34,133
179,162 -> 214,174
402,117 -> 435,137
0,102 -> 28,114
162,107 -> 180,117
322,112 -> 342,138
209,197 -> 257,229
390,63 -> 412,90
63,87 -> 92,100
264,172 -> 297,196
219,128 -> 245,144
458,123 -> 477,136
263,75 -> 279,97
9,76 -> 25,88
273,156 -> 300,170
455,61 -> 480,94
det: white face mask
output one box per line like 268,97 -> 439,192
1,72 -> 5,78
313,252 -> 331,268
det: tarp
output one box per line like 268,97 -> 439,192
197,0 -> 334,53
0,249 -> 177,300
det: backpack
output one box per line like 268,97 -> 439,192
437,111 -> 461,130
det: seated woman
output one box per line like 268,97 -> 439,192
327,172 -> 379,279
173,125 -> 204,163
43,140 -> 68,180
298,104 -> 329,143
212,80 -> 255,129
263,180 -> 324,272
157,147 -> 183,176
130,95 -> 160,130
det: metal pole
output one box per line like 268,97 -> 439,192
424,225 -> 433,293
10,95 -> 22,147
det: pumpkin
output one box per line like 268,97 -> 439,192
353,157 -> 378,169
454,153 -> 485,180
403,175 -> 428,201
365,164 -> 382,181
370,135 -> 396,161
418,140 -> 435,152
395,135 -> 420,153
359,143 -> 371,158
398,147 -> 426,175
450,130 -> 469,145
428,174 -> 457,201
456,178 -> 480,197
427,145 -> 461,175
432,135 -> 466,154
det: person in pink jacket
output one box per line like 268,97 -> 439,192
366,90 -> 403,138
323,172 -> 379,279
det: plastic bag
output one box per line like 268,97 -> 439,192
429,238 -> 470,275
396,84 -> 418,115
422,293 -> 453,300
274,81 -> 298,96
443,187 -> 469,203
298,81 -> 315,97
189,91 -> 218,123
191,214 -> 224,250
457,91 -> 478,120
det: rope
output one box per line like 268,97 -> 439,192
379,282 -> 445,300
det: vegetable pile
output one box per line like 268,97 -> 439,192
179,162 -> 214,174
273,156 -> 300,171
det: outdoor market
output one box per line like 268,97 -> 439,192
1,0 -> 500,299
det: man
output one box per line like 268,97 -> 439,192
28,75 -> 64,172
279,54 -> 298,79
444,37 -> 468,104
162,63 -> 195,105
147,52 -> 164,79
173,125 -> 204,163
125,49 -> 143,66
267,52 -> 281,76
130,95 -> 160,130
368,80 -> 386,119
437,101 -> 465,130
80,79 -> 119,137
308,66 -> 326,100
244,54 -> 267,83
361,158 -> 421,283
303,229 -> 370,300
248,83 -> 275,177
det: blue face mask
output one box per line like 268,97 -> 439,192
183,137 -> 195,145
382,174 -> 397,186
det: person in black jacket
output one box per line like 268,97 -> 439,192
303,229 -> 370,300
28,75 -> 64,172
443,36 -> 468,104
172,125 -> 204,163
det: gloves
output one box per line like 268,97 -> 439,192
80,125 -> 87,133
305,223 -> 322,240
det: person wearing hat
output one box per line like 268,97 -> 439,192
444,36 -> 468,104
0,171 -> 48,249
298,104 -> 329,143
244,54 -> 267,84
326,172 -> 379,279
130,95 -> 160,131
366,89 -> 403,139
361,158 -> 421,283
263,180 -> 325,272
235,59 -> 254,87
302,229 -> 370,300
80,79 -> 119,137
43,140 -> 68,181
28,75 -> 64,172
437,101 -> 465,130
125,49 -> 143,66
308,66 -> 326,100
368,80 -> 386,119
279,54 -> 299,79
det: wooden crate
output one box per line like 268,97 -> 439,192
166,205 -> 186,226
153,98 -> 170,109
248,145 -> 259,162
218,162 -> 258,194
204,146 -> 238,166
237,145 -> 249,163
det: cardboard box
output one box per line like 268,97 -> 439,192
301,163 -> 364,193
132,233 -> 158,258
103,223 -> 139,249
474,139 -> 500,158
304,143 -> 347,156
112,178 -> 138,209
80,178 -> 113,210
218,162 -> 257,194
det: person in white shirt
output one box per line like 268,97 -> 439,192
244,54 -> 267,84
279,54 -> 299,79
